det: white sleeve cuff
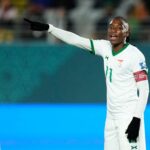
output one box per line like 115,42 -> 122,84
48,24 -> 54,33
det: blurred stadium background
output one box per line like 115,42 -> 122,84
0,0 -> 150,149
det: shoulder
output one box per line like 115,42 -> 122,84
92,39 -> 111,47
128,44 -> 148,72
91,39 -> 111,56
127,44 -> 145,60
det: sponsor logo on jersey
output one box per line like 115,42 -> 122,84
131,145 -> 137,150
105,56 -> 109,60
130,141 -> 138,150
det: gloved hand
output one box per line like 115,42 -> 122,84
24,18 -> 49,31
125,117 -> 141,142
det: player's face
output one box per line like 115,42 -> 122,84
107,18 -> 127,46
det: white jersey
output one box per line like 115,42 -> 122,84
49,22 -> 149,150
90,39 -> 148,119
49,25 -> 149,119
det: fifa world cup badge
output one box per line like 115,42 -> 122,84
139,61 -> 147,70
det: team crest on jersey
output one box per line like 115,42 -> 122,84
117,59 -> 124,67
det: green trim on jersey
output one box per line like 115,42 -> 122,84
90,39 -> 95,54
112,43 -> 129,56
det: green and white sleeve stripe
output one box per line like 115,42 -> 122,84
90,39 -> 95,54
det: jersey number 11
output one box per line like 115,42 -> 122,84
106,66 -> 112,82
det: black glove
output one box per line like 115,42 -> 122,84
24,18 -> 49,31
125,117 -> 141,142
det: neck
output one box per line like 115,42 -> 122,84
113,43 -> 125,52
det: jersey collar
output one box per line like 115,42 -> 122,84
112,43 -> 129,56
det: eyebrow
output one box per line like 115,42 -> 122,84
109,24 -> 122,27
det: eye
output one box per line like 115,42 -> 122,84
108,25 -> 122,31
108,25 -> 113,30
118,26 -> 123,30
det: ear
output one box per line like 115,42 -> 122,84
126,31 -> 129,37
123,31 -> 129,38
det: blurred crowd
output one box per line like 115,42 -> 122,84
0,0 -> 150,43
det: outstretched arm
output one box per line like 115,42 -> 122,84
48,24 -> 91,51
24,18 -> 92,52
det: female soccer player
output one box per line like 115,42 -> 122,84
24,16 -> 149,150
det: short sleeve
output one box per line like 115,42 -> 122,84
131,51 -> 148,73
90,39 -> 111,57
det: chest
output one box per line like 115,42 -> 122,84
103,52 -> 132,76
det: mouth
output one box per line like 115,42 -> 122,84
109,35 -> 118,41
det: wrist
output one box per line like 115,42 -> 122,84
48,24 -> 54,33
133,117 -> 141,124
133,117 -> 140,120
133,111 -> 143,119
